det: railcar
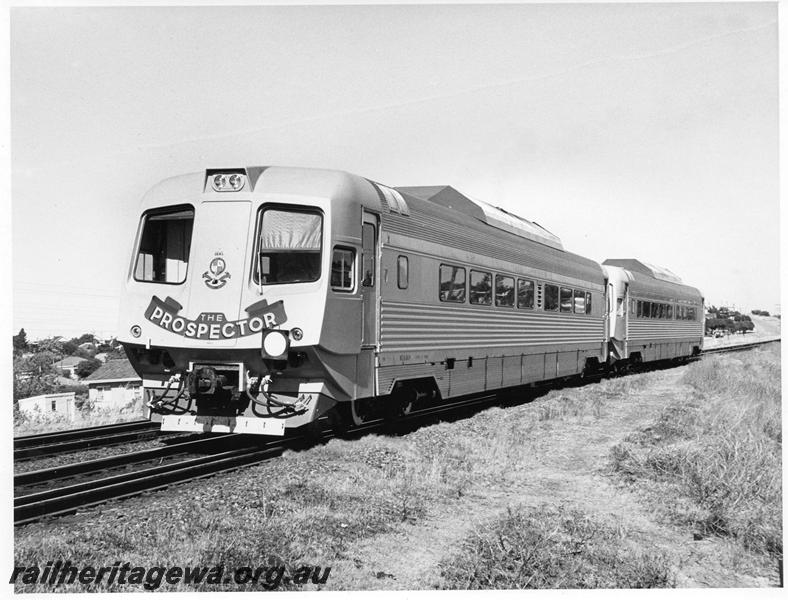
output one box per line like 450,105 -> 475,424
117,166 -> 610,435
601,259 -> 704,369
117,166 -> 703,436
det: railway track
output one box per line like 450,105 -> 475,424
14,420 -> 165,461
13,337 -> 779,526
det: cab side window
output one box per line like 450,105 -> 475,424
330,247 -> 355,291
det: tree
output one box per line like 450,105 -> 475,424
75,358 -> 102,379
12,328 -> 28,354
61,340 -> 79,356
13,352 -> 59,400
76,333 -> 96,345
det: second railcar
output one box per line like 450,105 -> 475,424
602,259 -> 704,368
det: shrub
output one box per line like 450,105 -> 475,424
439,505 -> 674,589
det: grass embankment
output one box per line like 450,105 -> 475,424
15,347 -> 780,590
611,344 -> 782,557
16,373 -> 675,592
13,397 -> 146,437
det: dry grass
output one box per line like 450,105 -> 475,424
13,375 -> 631,592
610,345 -> 782,557
17,353 -> 778,590
438,504 -> 674,589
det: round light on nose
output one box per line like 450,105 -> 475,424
290,327 -> 303,341
130,325 -> 142,338
262,330 -> 289,358
212,174 -> 226,191
228,173 -> 245,190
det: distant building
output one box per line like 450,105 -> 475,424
84,359 -> 143,409
54,356 -> 85,380
17,392 -> 76,421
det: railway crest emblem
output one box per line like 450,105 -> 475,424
203,257 -> 230,289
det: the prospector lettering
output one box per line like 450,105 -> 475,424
144,296 -> 288,340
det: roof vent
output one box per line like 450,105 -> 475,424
374,183 -> 410,216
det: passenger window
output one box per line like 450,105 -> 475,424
469,270 -> 492,305
397,255 -> 408,289
586,292 -> 593,315
651,303 -> 659,319
439,265 -> 466,303
574,289 -> 586,313
544,284 -> 559,311
496,275 -> 515,307
667,304 -> 673,319
517,279 -> 535,309
560,287 -> 573,313
330,247 -> 355,291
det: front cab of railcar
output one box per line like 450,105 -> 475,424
116,167 -> 384,435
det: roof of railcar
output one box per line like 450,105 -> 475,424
392,185 -> 605,284
139,166 -> 381,211
603,259 -> 703,303
139,166 -> 605,284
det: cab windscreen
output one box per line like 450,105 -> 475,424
134,206 -> 194,284
255,208 -> 322,284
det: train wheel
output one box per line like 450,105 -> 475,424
327,405 -> 351,437
295,419 -> 324,445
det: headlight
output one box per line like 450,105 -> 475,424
211,172 -> 246,192
262,330 -> 289,359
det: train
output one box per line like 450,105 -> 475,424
117,166 -> 704,436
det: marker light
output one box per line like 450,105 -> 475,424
130,325 -> 142,338
262,330 -> 289,359
211,173 -> 246,192
290,328 -> 303,341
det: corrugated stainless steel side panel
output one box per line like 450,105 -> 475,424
380,301 -> 604,352
627,319 -> 703,343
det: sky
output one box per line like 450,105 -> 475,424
9,2 -> 780,341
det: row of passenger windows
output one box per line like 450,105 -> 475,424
333,251 -> 696,324
438,264 -> 592,314
633,299 -> 698,321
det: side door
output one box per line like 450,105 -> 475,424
360,213 -> 379,347
356,212 -> 379,397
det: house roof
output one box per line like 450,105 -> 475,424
84,359 -> 140,384
55,356 -> 85,368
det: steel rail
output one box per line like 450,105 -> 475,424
701,338 -> 780,355
14,425 -> 166,461
14,420 -> 155,447
14,437 -> 299,526
14,434 -> 241,489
